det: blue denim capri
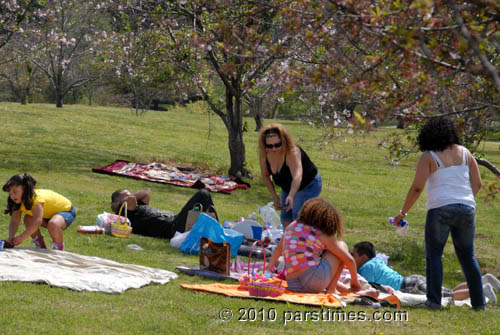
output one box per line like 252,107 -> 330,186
286,258 -> 332,293
280,173 -> 322,222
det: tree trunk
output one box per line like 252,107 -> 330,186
55,66 -> 63,108
72,88 -> 79,104
226,90 -> 248,177
254,113 -> 263,132
227,124 -> 247,177
271,101 -> 279,119
56,91 -> 63,108
397,116 -> 405,129
252,95 -> 264,132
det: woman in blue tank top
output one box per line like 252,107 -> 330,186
392,117 -> 486,310
258,124 -> 322,226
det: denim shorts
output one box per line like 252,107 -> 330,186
286,258 -> 332,293
401,274 -> 427,294
280,173 -> 322,222
54,205 -> 76,227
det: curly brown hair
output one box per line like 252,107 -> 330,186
296,197 -> 344,238
417,117 -> 462,152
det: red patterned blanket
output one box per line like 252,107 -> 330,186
92,160 -> 250,194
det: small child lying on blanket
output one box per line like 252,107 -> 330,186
266,198 -> 379,299
352,241 -> 498,305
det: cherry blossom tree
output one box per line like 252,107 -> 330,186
23,0 -> 111,107
0,57 -> 42,104
275,0 -> 499,194
0,0 -> 39,50
104,17 -> 190,114
111,0 -> 297,177
169,1 -> 297,177
0,31 -> 47,104
275,0 -> 499,122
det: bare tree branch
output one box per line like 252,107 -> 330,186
448,0 -> 500,92
476,157 -> 500,176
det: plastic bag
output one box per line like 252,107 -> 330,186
258,202 -> 281,228
180,213 -> 244,257
96,212 -> 131,234
170,231 -> 190,249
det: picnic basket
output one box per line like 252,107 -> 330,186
240,240 -> 284,297
111,202 -> 132,238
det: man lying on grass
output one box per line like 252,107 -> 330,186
111,188 -> 218,239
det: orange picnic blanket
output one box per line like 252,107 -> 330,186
180,282 -> 400,309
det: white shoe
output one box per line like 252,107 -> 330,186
484,283 -> 497,306
483,273 -> 500,292
32,235 -> 47,249
51,242 -> 64,251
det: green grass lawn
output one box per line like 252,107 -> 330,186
0,102 -> 498,335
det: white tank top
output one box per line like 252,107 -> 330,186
426,146 -> 476,210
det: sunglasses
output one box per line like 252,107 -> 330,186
264,128 -> 280,136
265,142 -> 282,149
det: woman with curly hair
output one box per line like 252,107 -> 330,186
266,197 -> 373,295
258,124 -> 321,226
392,117 -> 486,309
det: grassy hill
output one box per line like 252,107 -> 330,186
0,102 -> 498,335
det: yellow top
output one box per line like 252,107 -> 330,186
20,189 -> 72,218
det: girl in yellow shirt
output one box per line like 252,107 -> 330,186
3,173 -> 75,250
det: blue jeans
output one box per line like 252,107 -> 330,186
45,205 -> 76,227
280,173 -> 322,222
287,258 -> 332,293
425,204 -> 485,309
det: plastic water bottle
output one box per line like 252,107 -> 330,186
247,212 -> 258,221
278,223 -> 284,234
389,217 -> 409,236
269,223 -> 284,244
260,222 -> 273,244
261,227 -> 272,245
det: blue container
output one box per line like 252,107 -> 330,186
251,226 -> 263,240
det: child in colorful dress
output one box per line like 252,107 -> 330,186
3,173 -> 75,250
267,197 -> 377,297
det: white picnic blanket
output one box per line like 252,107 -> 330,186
339,268 -> 476,307
0,248 -> 177,294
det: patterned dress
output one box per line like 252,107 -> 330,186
283,221 -> 325,277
